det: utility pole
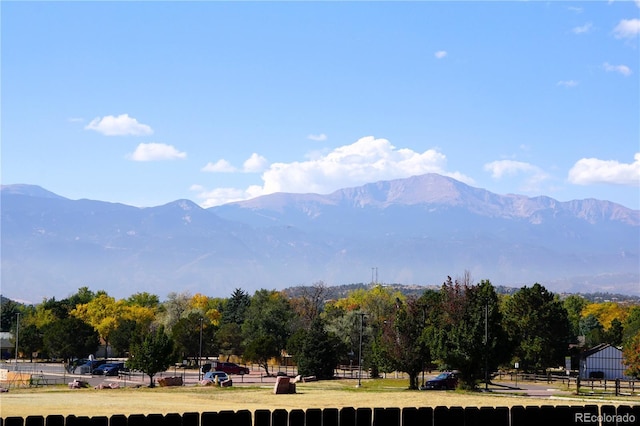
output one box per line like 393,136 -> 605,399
14,312 -> 20,367
484,302 -> 489,390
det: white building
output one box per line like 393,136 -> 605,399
580,343 -> 631,380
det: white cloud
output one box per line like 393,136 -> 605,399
572,22 -> 592,34
201,153 -> 268,173
195,136 -> 474,206
307,133 -> 328,141
610,0 -> 640,8
202,159 -> 236,173
557,80 -> 579,88
434,50 -> 447,59
568,154 -> 640,186
603,62 -> 632,76
192,185 -> 264,208
243,153 -> 268,173
484,160 -> 550,191
85,114 -> 153,136
613,18 -> 640,39
568,6 -> 583,13
127,143 -> 186,161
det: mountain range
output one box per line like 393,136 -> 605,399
1,174 -> 638,303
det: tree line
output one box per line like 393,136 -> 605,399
2,277 -> 639,389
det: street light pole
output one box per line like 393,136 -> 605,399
357,312 -> 365,388
198,317 -> 203,381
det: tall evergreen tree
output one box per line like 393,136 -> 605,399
222,288 -> 250,325
295,317 -> 342,379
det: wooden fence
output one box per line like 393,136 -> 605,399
2,405 -> 639,426
494,371 -> 640,396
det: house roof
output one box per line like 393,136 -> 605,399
581,343 -> 622,358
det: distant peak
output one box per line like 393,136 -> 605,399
161,199 -> 202,211
0,184 -> 67,200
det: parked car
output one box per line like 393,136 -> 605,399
77,359 -> 107,374
92,362 -> 119,375
103,363 -> 126,376
209,361 -> 250,375
421,372 -> 458,390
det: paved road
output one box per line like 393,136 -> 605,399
5,362 -> 579,399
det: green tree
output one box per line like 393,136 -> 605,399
40,297 -> 72,320
0,298 -> 21,332
127,325 -> 176,388
379,296 -> 431,389
431,278 -> 506,389
127,292 -> 160,309
502,283 -> 571,372
217,322 -> 244,361
171,312 -> 217,361
243,335 -> 278,375
110,319 -> 145,357
242,289 -> 294,376
221,288 -> 250,325
605,318 -> 623,346
16,323 -> 43,362
580,314 -> 605,347
325,308 -> 373,370
41,317 -> 100,363
623,306 -> 640,345
623,332 -> 640,378
294,317 -> 342,380
67,287 -> 96,308
563,294 -> 588,340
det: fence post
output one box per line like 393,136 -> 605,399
44,415 -> 64,426
356,408 -> 372,426
323,408 -> 339,426
339,407 -> 355,426
25,417 -> 44,426
289,410 -> 305,426
254,409 -> 271,426
305,408 -> 322,426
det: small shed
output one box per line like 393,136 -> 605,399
580,343 -> 630,380
0,332 -> 13,359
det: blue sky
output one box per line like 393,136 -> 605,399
2,1 -> 639,210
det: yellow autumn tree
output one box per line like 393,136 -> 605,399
581,302 -> 628,330
189,293 -> 221,326
71,294 -> 126,359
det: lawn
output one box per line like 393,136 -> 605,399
0,378 -> 615,418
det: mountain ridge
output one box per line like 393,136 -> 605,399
2,174 -> 638,302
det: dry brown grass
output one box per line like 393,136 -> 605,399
2,378 -> 621,418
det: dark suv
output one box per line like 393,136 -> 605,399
421,371 -> 459,390
210,362 -> 250,375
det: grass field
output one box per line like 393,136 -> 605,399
2,378 -> 635,418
